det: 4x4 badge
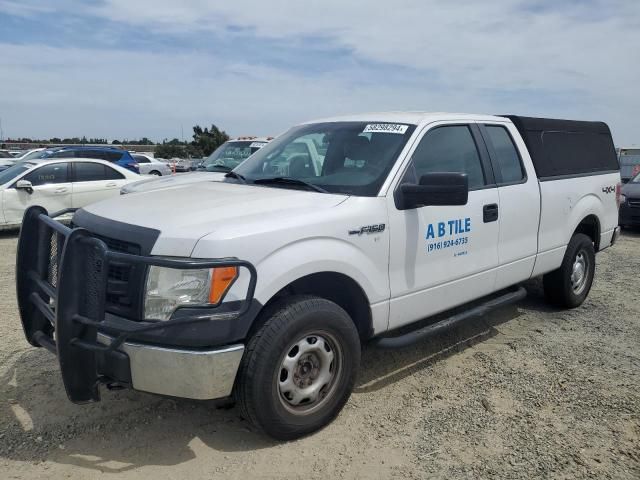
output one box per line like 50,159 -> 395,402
349,224 -> 386,236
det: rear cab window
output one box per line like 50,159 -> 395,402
482,125 -> 525,184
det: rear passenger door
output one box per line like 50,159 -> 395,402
387,123 -> 501,329
71,161 -> 127,207
478,122 -> 540,289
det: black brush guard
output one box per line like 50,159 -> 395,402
16,206 -> 257,404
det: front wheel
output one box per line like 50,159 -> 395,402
235,296 -> 360,440
543,233 -> 596,308
149,170 -> 161,176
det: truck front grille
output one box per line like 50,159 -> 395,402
93,234 -> 144,320
628,198 -> 640,208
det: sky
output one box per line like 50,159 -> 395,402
0,0 -> 639,145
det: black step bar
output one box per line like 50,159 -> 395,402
373,286 -> 527,349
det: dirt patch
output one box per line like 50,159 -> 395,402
1,229 -> 639,479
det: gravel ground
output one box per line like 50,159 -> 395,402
1,229 -> 638,479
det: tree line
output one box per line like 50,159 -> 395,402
154,124 -> 229,159
2,123 -> 231,159
3,136 -> 155,145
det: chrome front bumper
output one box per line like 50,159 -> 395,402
98,333 -> 244,400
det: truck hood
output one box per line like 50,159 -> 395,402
82,181 -> 347,256
121,171 -> 225,194
622,182 -> 640,198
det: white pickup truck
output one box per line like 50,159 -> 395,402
17,113 -> 621,440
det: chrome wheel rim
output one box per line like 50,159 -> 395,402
570,250 -> 589,295
277,331 -> 342,415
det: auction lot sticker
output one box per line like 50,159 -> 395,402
363,123 -> 409,134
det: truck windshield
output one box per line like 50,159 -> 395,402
233,122 -> 416,196
202,141 -> 266,171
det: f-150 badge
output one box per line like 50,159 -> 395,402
349,224 -> 386,235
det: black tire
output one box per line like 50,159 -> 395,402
543,233 -> 596,308
235,296 -> 360,440
149,170 -> 161,176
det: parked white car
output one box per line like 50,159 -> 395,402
121,137 -> 273,195
14,148 -> 47,161
196,137 -> 272,172
0,158 -> 140,229
131,154 -> 172,176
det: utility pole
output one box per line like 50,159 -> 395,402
0,117 -> 4,141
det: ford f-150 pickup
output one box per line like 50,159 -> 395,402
16,112 -> 621,440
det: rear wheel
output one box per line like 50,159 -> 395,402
235,296 -> 360,440
543,233 -> 595,308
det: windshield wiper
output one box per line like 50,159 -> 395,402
253,176 -> 328,193
208,164 -> 232,172
224,171 -> 247,183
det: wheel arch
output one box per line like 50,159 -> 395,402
573,214 -> 601,251
249,271 -> 374,343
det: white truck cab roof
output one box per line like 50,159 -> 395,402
304,111 -> 509,126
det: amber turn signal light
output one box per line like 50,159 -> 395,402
209,267 -> 239,304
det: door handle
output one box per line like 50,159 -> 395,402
483,203 -> 499,223
105,182 -> 117,187
55,187 -> 68,194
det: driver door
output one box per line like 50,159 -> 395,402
387,123 -> 500,329
3,162 -> 72,225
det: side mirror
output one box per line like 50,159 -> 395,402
16,179 -> 34,194
395,172 -> 468,210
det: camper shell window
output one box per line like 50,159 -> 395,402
502,115 -> 619,179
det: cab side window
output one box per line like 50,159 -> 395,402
23,163 -> 69,186
484,125 -> 524,184
407,125 -> 486,189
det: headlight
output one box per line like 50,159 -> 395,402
144,266 -> 238,321
619,194 -> 626,205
